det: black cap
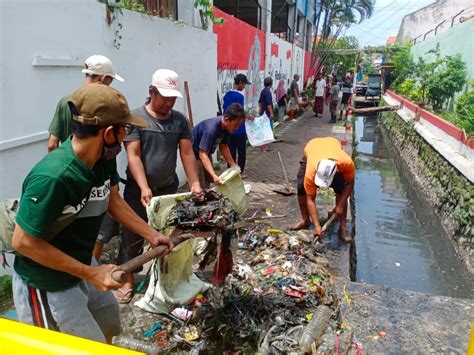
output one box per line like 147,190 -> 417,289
234,73 -> 251,85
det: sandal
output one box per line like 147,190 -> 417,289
289,220 -> 309,231
114,288 -> 134,304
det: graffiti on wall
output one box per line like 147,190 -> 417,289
213,8 -> 265,112
213,7 -> 312,109
245,34 -> 263,110
268,39 -> 291,85
217,61 -> 238,97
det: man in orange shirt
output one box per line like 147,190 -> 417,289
290,137 -> 355,242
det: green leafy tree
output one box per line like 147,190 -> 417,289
310,0 -> 375,73
391,44 -> 415,89
324,36 -> 359,74
425,53 -> 467,110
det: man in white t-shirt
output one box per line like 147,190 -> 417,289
313,74 -> 326,118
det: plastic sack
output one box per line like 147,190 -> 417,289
245,113 -> 275,147
137,193 -> 210,314
134,239 -> 210,314
215,167 -> 247,215
0,199 -> 19,254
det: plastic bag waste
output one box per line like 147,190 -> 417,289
215,167 -> 247,215
245,113 -> 275,147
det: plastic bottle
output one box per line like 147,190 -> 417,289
298,305 -> 333,353
114,336 -> 161,354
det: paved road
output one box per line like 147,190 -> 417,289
243,108 -> 353,279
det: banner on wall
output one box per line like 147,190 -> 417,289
213,8 -> 265,111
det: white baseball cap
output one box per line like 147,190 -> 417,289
314,159 -> 337,188
82,55 -> 124,82
151,69 -> 183,98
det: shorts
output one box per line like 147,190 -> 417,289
12,260 -> 121,343
96,212 -> 120,243
296,156 -> 345,196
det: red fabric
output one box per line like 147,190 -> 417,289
211,234 -> 233,285
313,96 -> 324,114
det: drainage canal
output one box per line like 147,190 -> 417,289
352,114 -> 474,299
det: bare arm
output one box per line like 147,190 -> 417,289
124,140 -> 152,206
47,135 -> 60,152
178,139 -> 202,194
199,150 -> 221,185
107,185 -> 172,250
219,143 -> 237,168
12,225 -> 122,291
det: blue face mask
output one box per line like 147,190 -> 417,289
102,128 -> 122,160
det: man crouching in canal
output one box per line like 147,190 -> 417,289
290,137 -> 355,242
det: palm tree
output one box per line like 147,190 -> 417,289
310,0 -> 375,76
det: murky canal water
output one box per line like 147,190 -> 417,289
353,115 -> 474,299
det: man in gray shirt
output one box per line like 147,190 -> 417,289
290,74 -> 300,101
115,69 -> 202,303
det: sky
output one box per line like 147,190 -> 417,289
343,0 -> 436,47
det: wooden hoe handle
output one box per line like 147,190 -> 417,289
111,231 -> 213,283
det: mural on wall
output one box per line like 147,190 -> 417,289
213,7 -> 313,108
267,35 -> 293,89
214,8 -> 265,112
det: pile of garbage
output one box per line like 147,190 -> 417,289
165,190 -> 239,230
116,226 -> 346,353
115,193 -> 348,353
188,227 -> 341,353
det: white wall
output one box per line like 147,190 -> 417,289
0,0 -> 217,201
396,0 -> 473,43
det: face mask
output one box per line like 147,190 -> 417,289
102,142 -> 122,160
102,128 -> 122,160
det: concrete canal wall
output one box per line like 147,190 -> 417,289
381,92 -> 474,272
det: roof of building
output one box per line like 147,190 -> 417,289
386,36 -> 397,45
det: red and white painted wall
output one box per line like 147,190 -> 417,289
213,8 -> 312,112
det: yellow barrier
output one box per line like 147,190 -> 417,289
468,322 -> 474,355
0,318 -> 142,354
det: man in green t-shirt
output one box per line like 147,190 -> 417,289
47,54 -> 124,152
47,55 -> 124,261
12,84 -> 173,343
